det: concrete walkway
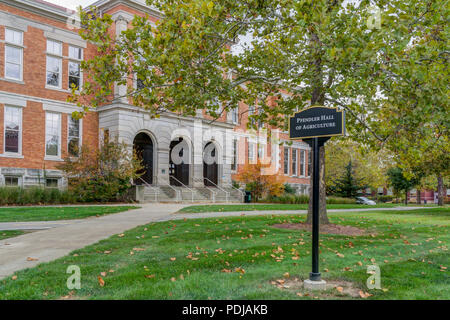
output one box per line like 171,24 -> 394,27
0,205 -> 438,279
0,204 -> 184,279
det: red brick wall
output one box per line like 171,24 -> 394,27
0,3 -> 98,171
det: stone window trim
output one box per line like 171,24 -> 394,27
2,105 -> 23,157
4,28 -> 24,82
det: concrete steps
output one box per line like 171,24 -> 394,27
139,185 -> 243,203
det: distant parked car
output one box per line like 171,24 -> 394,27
356,196 -> 377,205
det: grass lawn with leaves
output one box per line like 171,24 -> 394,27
177,203 -> 426,214
0,206 -> 140,222
0,207 -> 448,300
0,230 -> 26,240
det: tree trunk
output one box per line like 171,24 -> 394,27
405,190 -> 408,205
417,189 -> 421,204
437,174 -> 444,206
307,145 -> 329,224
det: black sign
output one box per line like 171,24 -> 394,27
289,106 -> 345,139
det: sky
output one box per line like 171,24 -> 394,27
44,0 -> 97,10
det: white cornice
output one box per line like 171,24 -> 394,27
0,0 -> 73,23
87,0 -> 162,19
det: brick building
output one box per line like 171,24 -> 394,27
0,0 -> 311,201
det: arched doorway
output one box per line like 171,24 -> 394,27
203,141 -> 218,186
133,132 -> 154,185
169,138 -> 190,186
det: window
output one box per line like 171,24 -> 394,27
45,112 -> 61,158
248,105 -> 256,127
68,116 -> 81,156
46,40 -> 62,88
257,144 -> 264,160
4,106 -> 22,154
307,151 -> 312,176
300,150 -> 305,176
292,149 -> 297,176
46,178 -> 59,188
231,139 -> 237,171
4,176 -> 19,187
231,107 -> 239,124
248,141 -> 255,163
5,29 -> 23,81
68,46 -> 82,90
283,147 -> 289,175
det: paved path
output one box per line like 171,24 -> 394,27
0,205 -> 438,279
0,204 -> 184,279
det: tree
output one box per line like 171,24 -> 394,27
73,0 -> 447,221
235,162 -> 285,201
325,138 -> 390,194
331,161 -> 367,198
58,141 -> 143,202
386,167 -> 421,205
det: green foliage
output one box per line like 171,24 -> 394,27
329,161 -> 367,198
376,195 -> 394,203
263,194 -> 355,205
283,183 -> 296,195
231,180 -> 241,190
0,187 -> 76,206
387,167 -> 421,204
58,141 -> 143,203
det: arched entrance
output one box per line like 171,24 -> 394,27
169,138 -> 190,186
133,132 -> 154,185
203,141 -> 218,186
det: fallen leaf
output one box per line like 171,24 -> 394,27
26,257 -> 39,261
100,272 -> 107,277
11,275 -> 17,280
145,274 -> 155,279
98,276 -> 105,287
170,257 -> 176,261
336,286 -> 344,293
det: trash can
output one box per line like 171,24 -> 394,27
244,191 -> 252,203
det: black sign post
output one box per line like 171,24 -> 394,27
289,106 -> 345,286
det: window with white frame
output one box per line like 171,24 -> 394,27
68,116 -> 81,156
231,139 -> 237,171
4,106 -> 22,154
248,141 -> 255,163
231,106 -> 239,124
283,147 -> 289,175
46,178 -> 59,188
68,46 -> 83,90
292,149 -> 298,176
5,29 -> 23,81
300,150 -> 305,176
4,176 -> 19,187
45,112 -> 61,157
257,144 -> 264,160
248,105 -> 256,127
307,150 -> 312,176
46,40 -> 62,88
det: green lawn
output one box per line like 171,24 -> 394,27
0,206 -> 139,222
177,203 -> 416,213
1,207 -> 448,300
0,230 -> 26,240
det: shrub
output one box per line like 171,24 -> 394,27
0,187 -> 76,206
235,162 -> 285,201
283,183 -> 296,195
377,195 -> 394,203
261,195 -> 357,204
58,141 -> 143,203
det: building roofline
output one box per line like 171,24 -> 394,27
0,0 -> 74,23
86,0 -> 162,18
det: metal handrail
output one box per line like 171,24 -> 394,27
136,177 -> 159,202
224,183 -> 245,202
169,175 -> 195,203
203,177 -> 230,203
193,177 -> 217,202
160,180 -> 182,202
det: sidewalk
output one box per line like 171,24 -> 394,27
0,204 -> 184,279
